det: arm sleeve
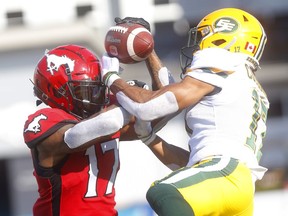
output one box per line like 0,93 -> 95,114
116,91 -> 179,121
64,107 -> 131,149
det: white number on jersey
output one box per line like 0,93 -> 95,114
84,139 -> 119,197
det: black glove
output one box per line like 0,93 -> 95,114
114,17 -> 151,32
126,80 -> 149,90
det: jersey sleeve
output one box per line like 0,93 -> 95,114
23,108 -> 79,149
185,68 -> 227,88
184,48 -> 248,88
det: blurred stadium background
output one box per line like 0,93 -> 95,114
0,0 -> 288,215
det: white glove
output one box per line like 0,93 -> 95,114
101,53 -> 120,87
134,119 -> 156,146
126,80 -> 156,145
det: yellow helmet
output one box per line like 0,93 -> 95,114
180,8 -> 267,73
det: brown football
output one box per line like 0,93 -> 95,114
104,23 -> 154,64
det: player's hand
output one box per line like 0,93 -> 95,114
101,53 -> 120,86
127,80 -> 156,145
134,118 -> 156,146
114,17 -> 151,32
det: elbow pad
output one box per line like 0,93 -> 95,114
64,107 -> 131,149
116,91 -> 179,121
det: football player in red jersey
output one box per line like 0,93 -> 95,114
23,44 -> 131,216
23,44 -> 189,216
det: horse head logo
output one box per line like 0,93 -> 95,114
45,52 -> 75,75
24,114 -> 48,134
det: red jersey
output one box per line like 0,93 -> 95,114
23,108 -> 120,216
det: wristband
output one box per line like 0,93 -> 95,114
105,72 -> 120,87
140,131 -> 157,146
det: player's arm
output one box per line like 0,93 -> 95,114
63,104 -> 133,151
110,75 -> 214,121
37,105 -> 133,167
101,55 -> 214,121
145,50 -> 175,90
147,135 -> 189,170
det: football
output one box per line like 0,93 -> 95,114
104,23 -> 154,64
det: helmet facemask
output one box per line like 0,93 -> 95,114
180,27 -> 201,76
67,80 -> 110,119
